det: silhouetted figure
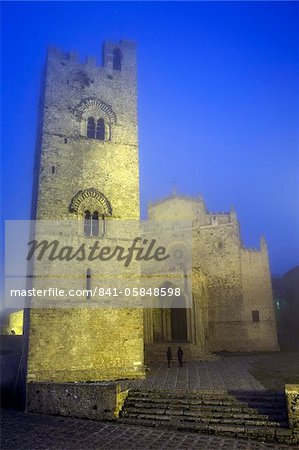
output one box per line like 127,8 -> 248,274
166,347 -> 172,368
177,346 -> 183,367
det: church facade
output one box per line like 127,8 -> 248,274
144,195 -> 279,357
27,40 -> 278,385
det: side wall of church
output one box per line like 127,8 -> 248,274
195,224 -> 279,351
239,246 -> 279,351
193,220 -> 248,351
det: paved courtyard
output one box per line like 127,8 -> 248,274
1,409 -> 296,450
126,358 -> 264,391
124,351 -> 299,391
2,352 -> 299,449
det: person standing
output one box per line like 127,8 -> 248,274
166,347 -> 172,368
177,346 -> 183,367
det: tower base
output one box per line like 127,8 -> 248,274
26,382 -> 129,420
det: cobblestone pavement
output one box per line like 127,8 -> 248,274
125,357 -> 265,391
1,409 -> 296,450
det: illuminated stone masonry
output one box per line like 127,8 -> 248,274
27,40 -> 144,384
26,39 -> 278,398
144,195 -> 279,355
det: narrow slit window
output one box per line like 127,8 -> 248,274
51,166 -> 55,174
252,310 -> 260,322
86,268 -> 91,299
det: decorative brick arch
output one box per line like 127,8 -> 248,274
69,188 -> 112,215
74,98 -> 117,124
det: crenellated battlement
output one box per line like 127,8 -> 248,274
47,40 -> 136,72
241,246 -> 261,254
241,237 -> 269,254
47,46 -> 79,62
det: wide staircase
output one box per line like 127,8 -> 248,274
120,389 -> 298,444
145,343 -> 219,364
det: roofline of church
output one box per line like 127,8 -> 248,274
148,193 -> 203,208
148,193 -> 232,216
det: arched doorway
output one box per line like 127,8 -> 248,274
171,309 -> 187,341
152,293 -> 188,342
171,295 -> 188,341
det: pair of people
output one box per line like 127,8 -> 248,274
166,346 -> 183,367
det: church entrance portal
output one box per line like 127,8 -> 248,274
171,307 -> 188,341
153,294 -> 188,342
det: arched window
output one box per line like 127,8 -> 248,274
96,118 -> 105,140
87,117 -> 95,139
113,48 -> 122,71
84,210 -> 104,237
92,211 -> 99,236
84,210 -> 91,236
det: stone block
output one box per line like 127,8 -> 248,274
285,384 -> 299,429
27,381 -> 127,420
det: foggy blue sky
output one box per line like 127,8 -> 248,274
1,1 -> 298,276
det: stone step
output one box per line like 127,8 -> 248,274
119,419 -> 297,444
124,400 -> 287,413
119,389 -> 294,444
130,389 -> 285,399
119,417 -> 294,443
122,406 -> 287,422
126,390 -> 287,414
121,411 -> 287,428
126,396 -> 286,409
125,396 -> 287,407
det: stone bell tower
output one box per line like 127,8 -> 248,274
27,41 -> 144,383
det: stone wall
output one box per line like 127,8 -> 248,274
240,244 -> 279,351
146,195 -> 278,352
27,41 -> 145,383
285,384 -> 299,430
35,41 -> 139,220
27,382 -> 127,420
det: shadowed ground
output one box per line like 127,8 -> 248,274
246,352 -> 299,390
1,352 -> 299,449
0,409 -> 293,450
124,351 -> 299,392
